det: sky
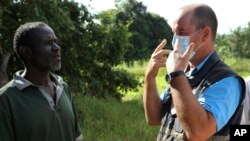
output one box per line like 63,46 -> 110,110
77,0 -> 250,34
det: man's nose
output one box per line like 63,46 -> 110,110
52,42 -> 60,50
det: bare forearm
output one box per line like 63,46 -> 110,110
143,39 -> 169,126
170,76 -> 216,140
143,75 -> 162,125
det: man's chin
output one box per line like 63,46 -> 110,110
50,64 -> 61,72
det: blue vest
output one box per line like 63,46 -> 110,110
157,52 -> 245,141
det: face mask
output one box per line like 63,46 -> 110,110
172,29 -> 201,53
171,35 -> 190,53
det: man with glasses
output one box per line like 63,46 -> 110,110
143,3 -> 245,141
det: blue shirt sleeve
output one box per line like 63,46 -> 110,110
198,76 -> 243,131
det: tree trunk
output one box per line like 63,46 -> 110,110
0,52 -> 11,87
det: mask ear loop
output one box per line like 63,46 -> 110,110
188,43 -> 203,60
188,29 -> 204,60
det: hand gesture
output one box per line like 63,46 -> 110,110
145,39 -> 171,78
166,39 -> 195,73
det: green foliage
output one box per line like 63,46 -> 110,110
216,22 -> 250,59
117,61 -> 168,93
113,0 -> 173,64
94,13 -> 131,66
80,64 -> 140,98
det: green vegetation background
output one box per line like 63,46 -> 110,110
75,58 -> 250,141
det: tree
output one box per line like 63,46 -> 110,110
215,34 -> 231,59
114,0 -> 173,64
216,22 -> 250,59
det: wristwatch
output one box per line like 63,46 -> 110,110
166,70 -> 185,83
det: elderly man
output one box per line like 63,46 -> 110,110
0,22 -> 83,141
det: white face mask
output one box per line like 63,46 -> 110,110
172,35 -> 190,53
172,29 -> 202,53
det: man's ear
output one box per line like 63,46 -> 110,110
19,46 -> 32,59
202,26 -> 210,42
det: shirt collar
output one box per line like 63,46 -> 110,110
188,51 -> 215,75
13,70 -> 64,90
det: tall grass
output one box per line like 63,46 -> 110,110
224,57 -> 250,78
75,58 -> 250,141
75,95 -> 159,141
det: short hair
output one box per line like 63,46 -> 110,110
192,5 -> 218,41
13,22 -> 48,59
